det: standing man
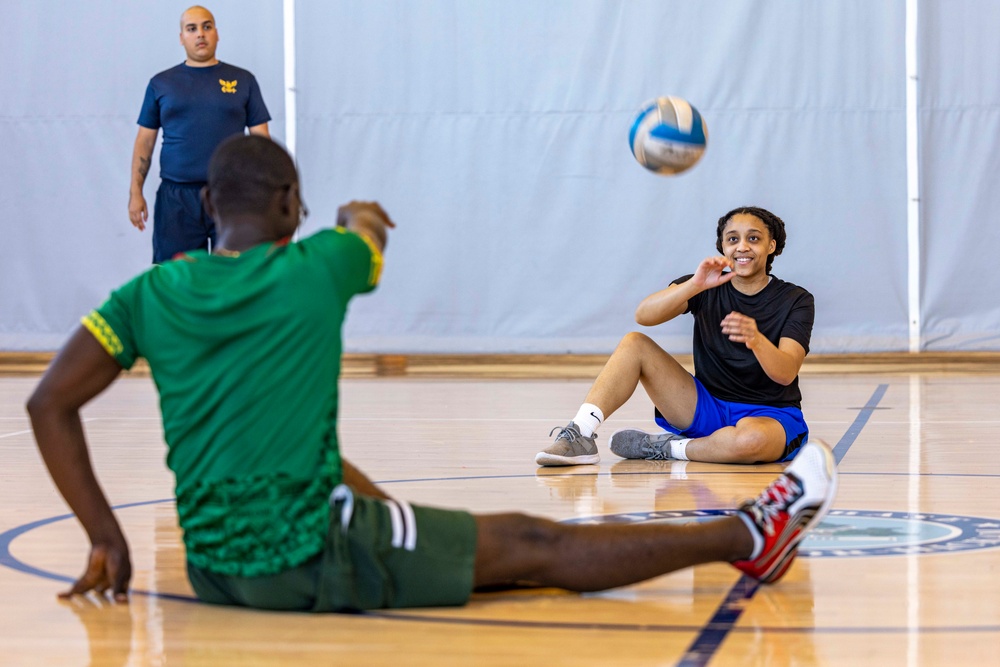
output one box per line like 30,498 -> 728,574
128,5 -> 271,263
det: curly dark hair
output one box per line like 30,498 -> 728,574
715,206 -> 786,274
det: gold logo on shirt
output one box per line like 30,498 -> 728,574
219,79 -> 237,93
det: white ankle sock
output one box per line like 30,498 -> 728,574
572,404 -> 604,437
670,438 -> 692,460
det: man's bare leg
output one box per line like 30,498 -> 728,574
500,440 -> 837,589
473,513 -> 753,591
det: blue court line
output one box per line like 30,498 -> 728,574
670,383 -> 889,666
0,498 -> 201,605
6,511 -> 1000,638
6,496 -> 1000,635
832,383 -> 889,464
675,577 -> 761,666
841,471 -> 1000,479
367,610 -> 1000,635
0,499 -> 173,579
383,470 -> 1000,484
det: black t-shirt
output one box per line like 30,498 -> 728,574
673,274 -> 815,408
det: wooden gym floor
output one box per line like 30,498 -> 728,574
2,355 -> 1000,665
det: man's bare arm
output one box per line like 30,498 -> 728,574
248,123 -> 270,138
26,328 -> 131,600
129,127 -> 158,231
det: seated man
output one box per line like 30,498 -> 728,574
28,138 -> 836,610
537,207 -> 814,467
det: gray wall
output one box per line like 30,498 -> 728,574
1,1 -> 995,354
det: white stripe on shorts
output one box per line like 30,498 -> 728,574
385,499 -> 404,548
399,499 -> 417,551
384,498 -> 418,552
329,484 -> 354,534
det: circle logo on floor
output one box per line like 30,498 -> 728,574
564,509 -> 1000,557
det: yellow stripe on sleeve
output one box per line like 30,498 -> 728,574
81,311 -> 125,358
333,226 -> 384,286
356,233 -> 384,286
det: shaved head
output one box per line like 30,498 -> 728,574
180,5 -> 215,29
178,6 -> 219,65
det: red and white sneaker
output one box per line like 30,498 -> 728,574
732,439 -> 838,583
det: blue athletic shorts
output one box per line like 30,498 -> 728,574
152,180 -> 215,263
653,375 -> 808,462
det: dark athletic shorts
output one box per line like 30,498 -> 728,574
654,375 -> 809,462
152,179 -> 215,263
186,486 -> 479,612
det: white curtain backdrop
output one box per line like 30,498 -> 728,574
2,1 -> 996,353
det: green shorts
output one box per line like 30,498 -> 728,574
186,485 -> 478,611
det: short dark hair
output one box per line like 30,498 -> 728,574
207,135 -> 298,216
715,206 -> 787,273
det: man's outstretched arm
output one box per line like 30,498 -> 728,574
26,328 -> 131,601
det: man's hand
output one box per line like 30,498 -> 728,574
128,192 -> 148,231
691,256 -> 735,291
60,542 -> 132,603
336,201 -> 395,253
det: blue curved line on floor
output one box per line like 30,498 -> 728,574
0,498 -> 201,605
5,511 -> 1000,637
5,498 -> 1000,635
0,499 -> 173,582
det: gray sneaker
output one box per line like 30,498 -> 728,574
535,422 -> 600,466
609,429 -> 681,460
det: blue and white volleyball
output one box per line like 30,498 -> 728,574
629,96 -> 708,175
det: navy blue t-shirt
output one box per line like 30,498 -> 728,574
138,62 -> 271,184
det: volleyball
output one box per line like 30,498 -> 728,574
629,96 -> 708,175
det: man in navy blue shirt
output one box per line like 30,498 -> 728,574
128,5 -> 271,263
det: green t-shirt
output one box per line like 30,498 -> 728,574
82,228 -> 382,577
